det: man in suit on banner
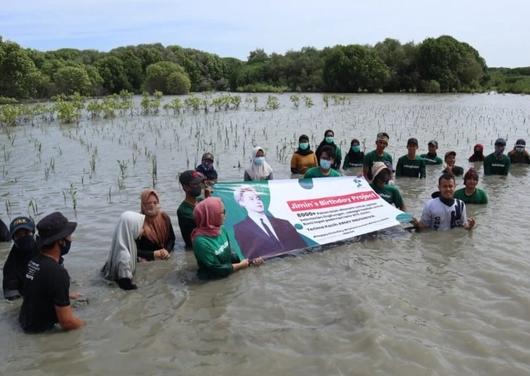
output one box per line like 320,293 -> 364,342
233,185 -> 307,259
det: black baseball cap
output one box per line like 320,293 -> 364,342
407,138 -> 418,146
428,140 -> 438,147
36,212 -> 77,248
9,216 -> 35,239
179,170 -> 205,186
495,138 -> 506,146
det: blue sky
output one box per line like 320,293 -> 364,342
1,0 -> 529,67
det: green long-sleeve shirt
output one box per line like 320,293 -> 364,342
484,153 -> 511,175
193,228 -> 240,280
396,155 -> 426,178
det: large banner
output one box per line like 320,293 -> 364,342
213,176 -> 404,260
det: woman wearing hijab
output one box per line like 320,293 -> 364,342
342,138 -> 365,169
468,144 -> 485,162
244,146 -> 273,181
136,189 -> 175,261
290,134 -> 318,175
102,211 -> 145,290
192,197 -> 263,280
315,129 -> 342,170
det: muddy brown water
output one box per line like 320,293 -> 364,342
1,93 -> 530,375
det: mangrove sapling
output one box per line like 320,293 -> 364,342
290,95 -> 300,109
151,155 -> 158,188
27,199 -> 39,219
266,95 -> 280,110
303,95 -> 313,108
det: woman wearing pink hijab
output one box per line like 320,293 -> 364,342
192,197 -> 263,280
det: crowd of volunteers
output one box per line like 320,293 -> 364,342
2,131 -> 528,333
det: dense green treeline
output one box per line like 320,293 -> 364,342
0,34 -> 528,100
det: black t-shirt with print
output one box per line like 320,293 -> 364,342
19,254 -> 70,333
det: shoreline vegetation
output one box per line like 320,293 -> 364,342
0,34 -> 529,107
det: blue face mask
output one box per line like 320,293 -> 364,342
254,157 -> 265,166
320,159 -> 332,169
351,145 -> 361,153
325,136 -> 334,144
299,142 -> 309,150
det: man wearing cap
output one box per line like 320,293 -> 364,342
420,140 -> 443,165
508,139 -> 530,164
442,151 -> 464,176
396,138 -> 426,178
363,132 -> 393,181
3,217 -> 37,300
196,152 -> 218,184
177,170 -> 210,249
484,138 -> 511,175
370,162 -> 405,210
18,212 -> 84,333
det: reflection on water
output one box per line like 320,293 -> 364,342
2,93 -> 530,375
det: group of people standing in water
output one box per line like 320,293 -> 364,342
2,129 -> 529,333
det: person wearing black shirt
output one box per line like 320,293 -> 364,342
2,217 -> 37,300
19,212 -> 84,333
195,152 -> 218,185
343,138 -> 365,169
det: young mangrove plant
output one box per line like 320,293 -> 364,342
266,95 -> 280,110
289,94 -> 300,109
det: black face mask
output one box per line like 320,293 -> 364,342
189,186 -> 202,197
60,239 -> 72,256
14,235 -> 35,254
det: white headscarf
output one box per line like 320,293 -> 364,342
245,146 -> 273,180
102,211 -> 145,281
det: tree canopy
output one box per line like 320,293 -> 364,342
0,34 -> 523,99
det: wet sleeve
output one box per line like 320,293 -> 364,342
420,160 -> 426,178
460,201 -> 468,225
194,239 -> 234,278
136,238 -> 156,261
166,222 -> 176,252
51,268 -> 70,307
483,157 -> 491,175
420,202 -> 432,228
177,209 -> 195,249
504,157 -> 511,175
393,188 -> 404,210
2,250 -> 19,295
395,157 -> 403,177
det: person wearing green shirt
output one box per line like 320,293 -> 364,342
484,138 -> 511,175
363,132 -> 393,181
192,197 -> 263,280
369,161 -> 405,210
420,140 -> 443,165
442,151 -> 464,176
454,168 -> 488,204
396,137 -> 426,178
177,170 -> 209,249
304,145 -> 341,178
